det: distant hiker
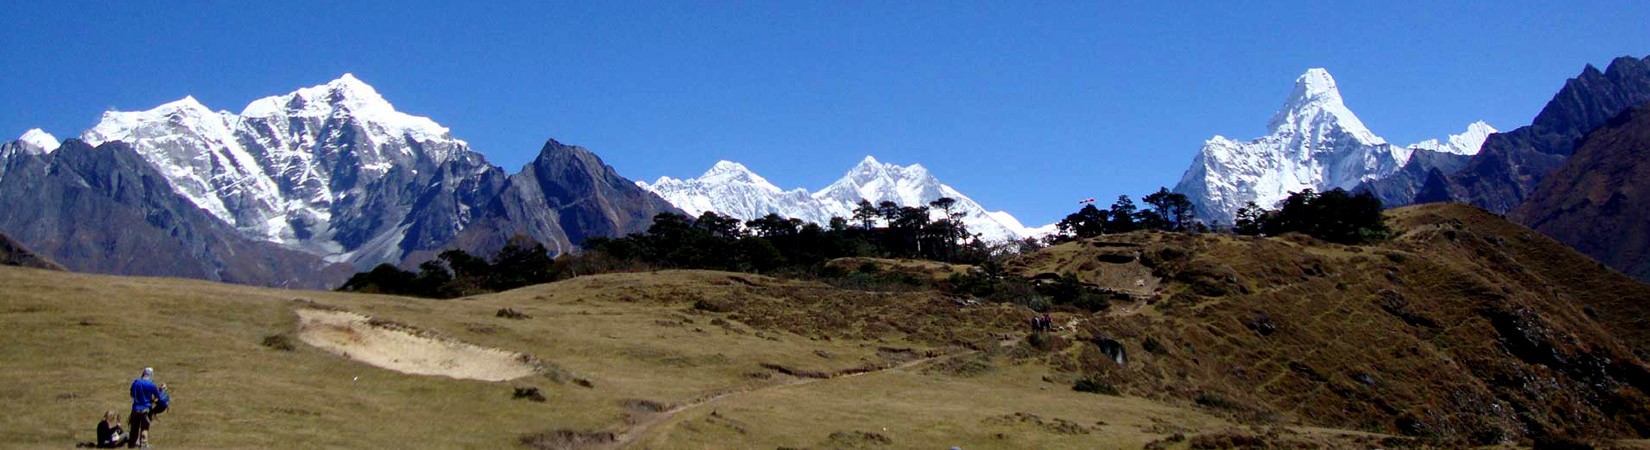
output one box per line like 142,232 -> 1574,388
92,411 -> 127,448
128,367 -> 161,448
1041,313 -> 1054,332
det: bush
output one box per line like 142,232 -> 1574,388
1073,377 -> 1120,395
692,298 -> 734,313
857,262 -> 880,274
512,386 -> 547,402
261,334 -> 296,351
496,308 -> 531,320
1142,337 -> 1166,354
1194,392 -> 1240,410
1037,273 -> 1109,312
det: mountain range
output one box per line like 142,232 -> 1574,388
1416,55 -> 1650,213
1511,100 -> 1650,281
1172,68 -> 1494,224
639,157 -> 1047,242
6,57 -> 1650,287
0,75 -> 678,287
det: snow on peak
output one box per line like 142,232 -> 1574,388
242,73 -> 390,117
1266,68 -> 1382,145
156,95 -> 213,114
240,74 -> 455,145
17,128 -> 59,152
1175,68 -> 1493,224
82,95 -> 238,146
65,74 -> 490,266
1293,68 -> 1340,101
1406,121 -> 1497,156
700,160 -> 770,185
640,157 -> 1037,242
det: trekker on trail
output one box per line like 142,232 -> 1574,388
96,411 -> 126,448
128,367 -> 161,448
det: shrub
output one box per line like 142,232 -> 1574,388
692,297 -> 734,313
1142,337 -> 1166,354
496,308 -> 531,319
261,334 -> 296,351
1194,392 -> 1240,410
512,386 -> 547,402
1073,377 -> 1120,395
857,262 -> 880,274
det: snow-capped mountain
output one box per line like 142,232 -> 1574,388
1173,68 -> 1493,223
79,74 -> 506,268
641,156 -> 1038,242
639,161 -> 824,224
16,128 -> 59,153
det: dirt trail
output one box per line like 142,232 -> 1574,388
601,340 -> 1015,449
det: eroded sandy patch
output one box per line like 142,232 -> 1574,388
295,308 -> 537,381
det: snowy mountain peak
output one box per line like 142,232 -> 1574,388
1407,121 -> 1498,156
65,74 -> 496,267
1292,68 -> 1340,102
699,160 -> 770,185
243,74 -> 385,115
134,95 -> 218,120
17,128 -> 59,152
240,74 -> 453,145
1176,68 -> 1492,224
82,95 -> 238,147
1266,68 -> 1383,145
642,157 -> 1038,242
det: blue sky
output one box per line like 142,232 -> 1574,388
3,1 -> 1647,225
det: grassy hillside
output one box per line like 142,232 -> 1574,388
3,266 -> 1321,449
7,202 -> 1646,448
1021,203 -> 1650,445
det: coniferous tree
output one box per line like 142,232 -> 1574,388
1107,195 -> 1140,233
1057,204 -> 1109,239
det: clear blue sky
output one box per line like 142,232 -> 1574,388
3,1 -> 1647,225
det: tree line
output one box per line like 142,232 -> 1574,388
339,197 -> 1001,298
1233,188 -> 1388,244
1050,187 -> 1199,240
337,187 -> 1390,299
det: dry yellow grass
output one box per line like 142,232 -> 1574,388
0,266 -> 1282,448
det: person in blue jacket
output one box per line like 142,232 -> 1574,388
127,368 -> 161,448
152,384 -> 170,418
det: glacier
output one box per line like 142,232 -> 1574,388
1173,68 -> 1493,224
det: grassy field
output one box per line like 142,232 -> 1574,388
0,266 -> 1282,449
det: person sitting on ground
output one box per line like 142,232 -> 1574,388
128,367 -> 161,448
96,411 -> 126,448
